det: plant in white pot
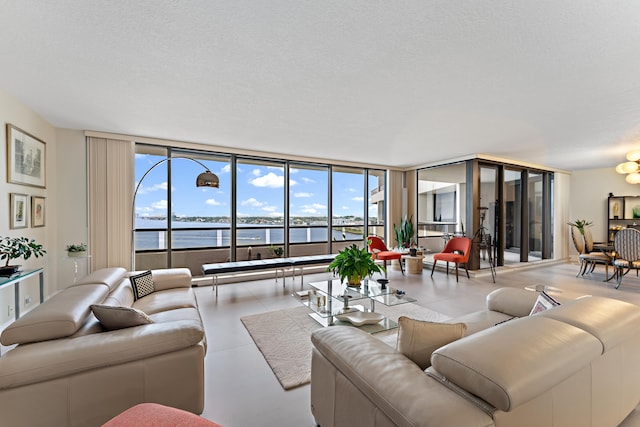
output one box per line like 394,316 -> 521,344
66,243 -> 87,258
0,236 -> 46,276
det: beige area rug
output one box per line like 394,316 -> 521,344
240,303 -> 449,390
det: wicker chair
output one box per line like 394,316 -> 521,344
579,227 -> 613,278
613,228 -> 640,289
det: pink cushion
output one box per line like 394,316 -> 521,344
102,403 -> 222,427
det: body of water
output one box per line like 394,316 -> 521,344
134,219 -> 363,250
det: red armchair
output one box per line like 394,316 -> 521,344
367,236 -> 404,277
430,237 -> 472,282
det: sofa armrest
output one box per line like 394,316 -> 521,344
0,319 -> 204,390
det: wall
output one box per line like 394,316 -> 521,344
569,167 -> 639,255
0,88 -> 56,326
55,128 -> 88,287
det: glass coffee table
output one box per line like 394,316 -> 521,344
303,278 -> 416,333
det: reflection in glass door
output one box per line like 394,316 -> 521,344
528,172 -> 543,261
479,166 -> 498,268
504,170 -> 522,264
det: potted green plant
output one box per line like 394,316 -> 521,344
394,215 -> 415,249
567,219 -> 592,235
0,236 -> 46,276
66,243 -> 87,258
327,243 -> 385,286
270,244 -> 284,257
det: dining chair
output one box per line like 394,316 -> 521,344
430,237 -> 472,282
574,226 -> 613,278
367,236 -> 404,277
613,228 -> 640,289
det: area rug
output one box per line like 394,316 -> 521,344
240,303 -> 449,390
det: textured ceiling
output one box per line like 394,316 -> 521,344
1,1 -> 640,170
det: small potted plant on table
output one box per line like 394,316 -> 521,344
66,243 -> 87,258
0,236 -> 46,276
327,243 -> 385,287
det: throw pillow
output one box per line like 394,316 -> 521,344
529,291 -> 561,315
396,317 -> 467,370
130,270 -> 155,300
91,304 -> 153,331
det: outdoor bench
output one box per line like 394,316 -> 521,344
202,254 -> 336,295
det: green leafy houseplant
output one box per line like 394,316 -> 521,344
0,236 -> 46,275
394,215 -> 415,248
567,219 -> 592,235
327,243 -> 385,286
66,243 -> 87,258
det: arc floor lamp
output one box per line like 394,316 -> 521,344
131,156 -> 219,270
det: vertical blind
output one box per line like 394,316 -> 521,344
87,137 -> 134,270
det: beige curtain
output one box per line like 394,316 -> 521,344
87,137 -> 134,271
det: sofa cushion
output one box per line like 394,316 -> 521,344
431,315 -> 603,411
396,317 -> 466,370
0,284 -> 110,345
130,270 -> 155,300
133,288 -> 197,315
91,304 -> 153,331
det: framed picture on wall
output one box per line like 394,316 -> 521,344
6,124 -> 46,188
31,196 -> 45,227
9,193 -> 28,229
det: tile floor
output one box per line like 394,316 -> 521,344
196,260 -> 640,427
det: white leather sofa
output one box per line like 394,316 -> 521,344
311,288 -> 640,427
0,267 -> 206,427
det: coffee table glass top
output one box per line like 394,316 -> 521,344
307,279 -> 416,306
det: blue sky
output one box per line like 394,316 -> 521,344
134,154 -> 379,221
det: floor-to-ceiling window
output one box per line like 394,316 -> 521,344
367,169 -> 386,239
133,144 -> 386,273
289,163 -> 329,256
133,145 -> 231,270
417,159 -> 554,270
416,163 -> 466,253
331,166 -> 365,252
235,158 -> 286,261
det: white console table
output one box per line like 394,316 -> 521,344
0,268 -> 44,319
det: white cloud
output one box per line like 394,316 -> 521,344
241,198 -> 264,207
151,200 -> 168,210
301,177 -> 316,184
206,198 -> 223,206
251,172 -> 284,188
252,168 -> 262,177
348,188 -> 357,192
136,181 -> 168,195
262,205 -> 277,212
301,207 -> 318,214
342,205 -> 349,210
294,192 -> 312,198
352,196 -> 364,201
221,164 -> 231,174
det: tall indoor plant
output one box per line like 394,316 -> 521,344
0,236 -> 46,276
327,243 -> 385,286
567,219 -> 592,235
394,215 -> 415,249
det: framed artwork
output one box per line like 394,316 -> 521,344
9,193 -> 28,229
31,196 -> 45,227
6,124 -> 46,188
